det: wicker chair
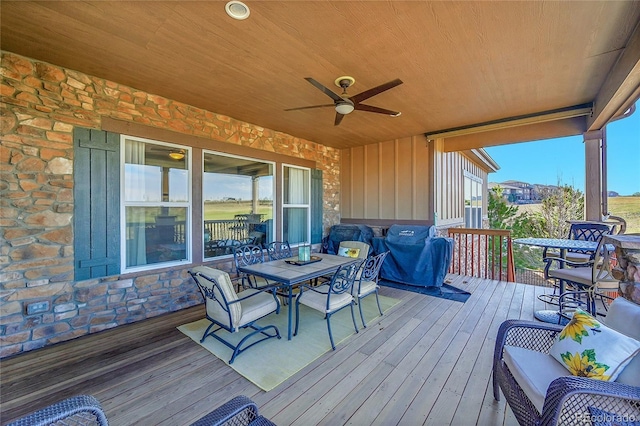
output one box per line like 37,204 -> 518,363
191,395 -> 276,426
6,395 -> 108,426
7,394 -> 275,426
493,297 -> 640,426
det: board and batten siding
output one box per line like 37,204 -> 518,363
341,135 -> 432,220
341,135 -> 489,227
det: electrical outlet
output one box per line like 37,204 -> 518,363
26,301 -> 49,315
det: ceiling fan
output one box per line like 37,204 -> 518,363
286,76 -> 403,126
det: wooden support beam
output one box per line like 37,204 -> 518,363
588,21 -> 640,130
584,131 -> 603,221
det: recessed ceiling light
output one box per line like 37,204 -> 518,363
225,1 -> 250,20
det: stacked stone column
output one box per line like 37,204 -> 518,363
605,235 -> 640,305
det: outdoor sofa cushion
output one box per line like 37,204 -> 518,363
548,308 -> 640,382
601,296 -> 640,386
503,345 -> 571,412
504,297 -> 640,413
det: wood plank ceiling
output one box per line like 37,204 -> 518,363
2,1 -> 640,150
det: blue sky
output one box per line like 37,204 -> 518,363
485,108 -> 640,196
203,174 -> 273,201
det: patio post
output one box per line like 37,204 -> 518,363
583,130 -> 604,221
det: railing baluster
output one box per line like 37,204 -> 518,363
448,228 -> 515,282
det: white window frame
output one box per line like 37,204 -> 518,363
281,164 -> 311,245
120,135 -> 192,273
464,170 -> 483,229
202,150 -> 275,258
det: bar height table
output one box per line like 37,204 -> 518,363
513,238 -> 612,324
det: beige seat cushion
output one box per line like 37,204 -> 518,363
503,345 -> 571,413
192,266 -> 241,326
236,289 -> 278,328
298,284 -> 353,313
548,267 -> 592,286
603,297 -> 640,386
356,279 -> 378,297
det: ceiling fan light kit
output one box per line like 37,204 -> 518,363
335,101 -> 355,115
169,151 -> 185,160
287,76 -> 403,125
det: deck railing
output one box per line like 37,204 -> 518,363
448,228 -> 516,282
204,219 -> 250,241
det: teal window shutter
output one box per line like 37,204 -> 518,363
74,128 -> 120,280
310,169 -> 323,244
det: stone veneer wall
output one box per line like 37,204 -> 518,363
0,52 -> 341,358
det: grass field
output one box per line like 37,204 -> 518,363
203,201 -> 273,221
516,196 -> 640,233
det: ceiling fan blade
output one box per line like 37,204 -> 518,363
334,112 -> 345,126
350,79 -> 403,104
285,104 -> 334,111
355,104 -> 401,116
305,77 -> 343,102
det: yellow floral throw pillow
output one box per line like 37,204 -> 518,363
338,247 -> 360,258
549,308 -> 640,381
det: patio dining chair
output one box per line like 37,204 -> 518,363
189,266 -> 281,364
234,244 -> 270,289
337,240 -> 370,259
315,240 -> 371,285
542,222 -> 612,280
546,236 -> 619,318
266,241 -> 292,261
353,251 -> 389,327
294,260 -> 364,350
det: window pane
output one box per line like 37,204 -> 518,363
122,137 -> 190,271
283,167 -> 309,204
203,153 -> 274,258
124,139 -> 189,202
125,206 -> 187,267
283,207 -> 308,244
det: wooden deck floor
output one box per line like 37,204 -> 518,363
0,275 -> 554,425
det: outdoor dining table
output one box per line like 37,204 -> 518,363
513,237 -> 614,324
237,252 -> 360,340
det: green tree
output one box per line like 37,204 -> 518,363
488,186 -> 538,270
528,184 -> 584,239
488,183 -> 584,271
487,186 -> 533,238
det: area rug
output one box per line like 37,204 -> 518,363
177,295 -> 400,391
379,279 -> 471,303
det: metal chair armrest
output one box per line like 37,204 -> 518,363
543,256 -> 593,268
7,395 -> 108,426
541,376 -> 640,426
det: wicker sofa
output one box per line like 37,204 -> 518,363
493,297 -> 640,426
